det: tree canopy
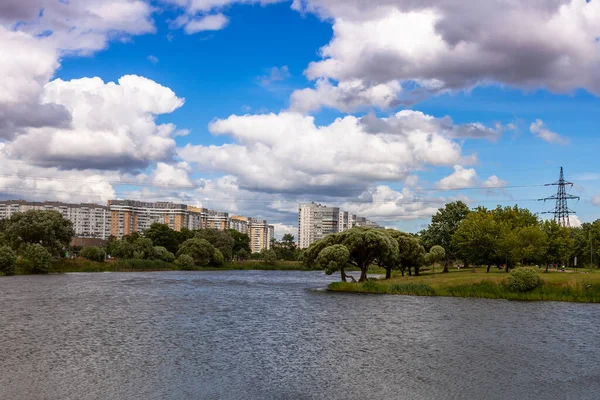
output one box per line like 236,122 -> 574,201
2,210 -> 74,256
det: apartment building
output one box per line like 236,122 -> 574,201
108,200 -> 189,238
206,210 -> 229,230
229,216 -> 249,234
0,200 -> 111,239
298,202 -> 381,249
248,218 -> 273,253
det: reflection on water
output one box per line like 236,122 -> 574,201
1,271 -> 599,400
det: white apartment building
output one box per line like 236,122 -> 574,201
0,200 -> 111,239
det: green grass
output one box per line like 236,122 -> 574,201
328,266 -> 600,303
10,258 -> 309,274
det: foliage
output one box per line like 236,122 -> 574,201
24,244 -> 52,274
2,210 -> 74,256
272,233 -> 300,261
152,246 -> 175,263
110,239 -> 135,259
195,229 -> 235,261
427,245 -> 446,265
132,237 -> 154,260
212,248 -> 225,266
316,244 -> 350,280
452,208 -> 499,267
0,245 -> 17,275
227,229 -> 252,260
237,248 -> 251,261
261,248 -> 277,265
80,246 -> 105,262
543,220 -> 573,270
144,223 -> 181,254
176,254 -> 196,270
504,267 -> 544,292
177,238 -> 215,266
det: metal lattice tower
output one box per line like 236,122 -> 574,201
538,167 -> 580,227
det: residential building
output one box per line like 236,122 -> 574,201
268,225 -> 275,245
206,210 -> 229,230
229,216 -> 249,234
248,218 -> 271,253
108,200 -> 189,238
0,200 -> 111,239
187,206 -> 208,230
298,202 -> 340,249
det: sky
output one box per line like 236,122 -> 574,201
1,0 -> 599,238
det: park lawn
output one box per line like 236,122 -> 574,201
328,267 -> 600,303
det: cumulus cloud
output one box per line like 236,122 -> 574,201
483,175 -> 508,188
180,13 -> 230,33
178,111 -> 491,195
6,75 -> 185,170
530,119 -> 570,145
436,166 -> 507,190
290,0 -> 600,110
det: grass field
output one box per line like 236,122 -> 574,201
329,266 -> 600,303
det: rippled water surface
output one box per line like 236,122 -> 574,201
1,271 -> 599,399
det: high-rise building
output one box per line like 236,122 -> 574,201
298,202 -> 340,249
0,200 -> 111,239
248,218 -> 271,253
108,200 -> 189,238
187,206 -> 208,230
206,210 -> 229,230
229,216 -> 249,234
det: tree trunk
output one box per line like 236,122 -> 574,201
385,266 -> 392,279
545,263 -> 549,273
341,267 -> 347,282
486,264 -> 491,273
442,259 -> 449,273
359,263 -> 368,282
408,266 -> 412,276
414,266 -> 420,276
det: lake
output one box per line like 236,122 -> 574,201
1,271 -> 599,399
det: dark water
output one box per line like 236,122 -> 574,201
0,271 -> 599,400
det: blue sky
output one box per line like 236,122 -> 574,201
1,0 -> 599,235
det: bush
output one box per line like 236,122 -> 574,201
153,246 -> 175,263
504,267 -> 544,292
0,245 -> 17,276
261,249 -> 277,265
211,249 -> 224,266
80,246 -> 105,262
176,254 -> 196,270
24,244 -> 52,274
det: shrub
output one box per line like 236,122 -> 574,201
80,246 -> 105,262
24,244 -> 52,274
153,246 -> 175,263
176,254 -> 196,270
0,245 -> 17,276
261,249 -> 277,265
504,267 -> 544,292
211,249 -> 224,266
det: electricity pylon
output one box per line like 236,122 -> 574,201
538,167 -> 580,227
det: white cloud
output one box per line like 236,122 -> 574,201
6,75 -> 185,170
437,166 -> 478,190
290,0 -> 600,110
184,13 -> 229,33
592,195 -> 600,207
530,119 -> 570,145
258,66 -> 291,85
178,111 -> 487,195
270,223 -> 297,240
483,175 -> 508,188
147,55 -> 160,64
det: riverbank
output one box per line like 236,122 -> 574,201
328,267 -> 600,303
11,259 -> 310,274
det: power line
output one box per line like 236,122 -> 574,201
538,166 -> 580,227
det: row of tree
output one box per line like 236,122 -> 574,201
304,201 -> 599,282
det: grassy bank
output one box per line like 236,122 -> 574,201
11,259 -> 309,274
328,267 -> 600,303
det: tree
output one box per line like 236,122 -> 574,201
0,246 -> 17,276
452,209 -> 499,271
110,240 -> 135,259
177,238 -> 215,266
176,254 -> 195,270
315,244 -> 352,282
3,210 -> 74,256
132,237 -> 154,259
227,229 -> 252,260
212,249 -> 225,266
420,201 -> 470,272
80,246 -> 105,262
261,248 -> 277,265
427,245 -> 446,274
273,233 -> 298,261
543,220 -> 573,272
144,223 -> 180,254
24,244 -> 52,274
386,230 -> 424,277
152,246 -> 175,263
195,229 -> 235,261
305,227 -> 398,282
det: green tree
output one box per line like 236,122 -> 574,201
452,209 -> 499,271
176,254 -> 195,270
212,249 -> 225,266
543,220 -> 573,272
144,223 -> 180,254
427,245 -> 446,274
177,238 -> 215,266
195,229 -> 235,261
132,237 -> 154,259
227,229 -> 252,260
316,244 -> 351,282
110,240 -> 135,259
152,246 -> 175,263
261,248 -> 277,265
24,244 -> 52,274
420,201 -> 470,272
3,210 -> 74,256
273,234 -> 298,261
80,246 -> 105,262
0,245 -> 17,276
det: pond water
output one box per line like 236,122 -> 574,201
1,271 -> 599,399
